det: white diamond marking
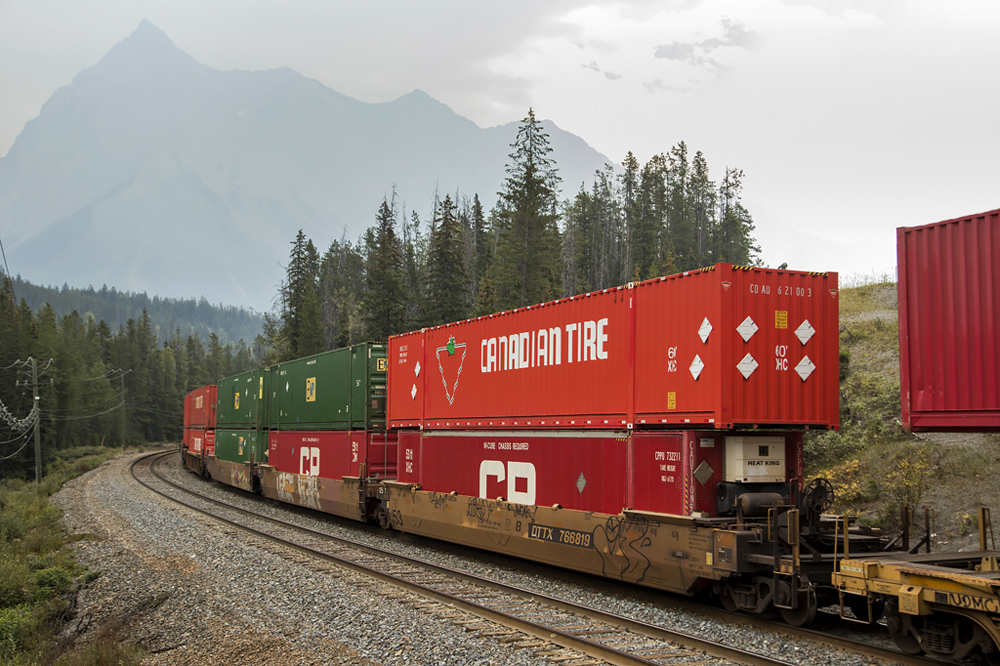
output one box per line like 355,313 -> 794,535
796,320 -> 816,345
698,317 -> 713,343
795,356 -> 816,381
576,473 -> 587,494
737,316 -> 759,342
414,361 -> 421,377
737,353 -> 759,379
689,355 -> 705,381
410,384 -> 418,400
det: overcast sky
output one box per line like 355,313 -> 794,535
2,0 -> 998,283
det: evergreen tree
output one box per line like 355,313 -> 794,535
689,150 -> 716,266
715,167 -> 761,266
491,109 -> 563,308
364,198 -> 406,340
425,194 -> 469,325
281,230 -> 324,359
400,210 -> 426,330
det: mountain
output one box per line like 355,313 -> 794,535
0,20 -> 611,312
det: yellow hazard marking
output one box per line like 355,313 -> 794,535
377,358 -> 387,372
775,310 -> 788,329
667,392 -> 676,410
306,377 -> 317,402
234,392 -> 240,410
706,552 -> 713,566
259,376 -> 263,399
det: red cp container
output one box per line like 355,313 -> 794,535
388,264 -> 839,430
898,208 -> 1000,432
185,385 -> 218,429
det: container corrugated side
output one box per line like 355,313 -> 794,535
214,429 -> 266,465
389,285 -> 632,429
268,343 -> 387,431
898,208 -> 1000,431
185,385 -> 217,429
633,265 -> 839,428
387,263 -> 839,430
216,370 -> 268,428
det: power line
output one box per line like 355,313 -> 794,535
61,369 -> 122,382
48,401 -> 126,421
0,430 -> 33,461
0,427 -> 34,446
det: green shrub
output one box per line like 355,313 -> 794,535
31,568 -> 72,602
0,604 -> 36,659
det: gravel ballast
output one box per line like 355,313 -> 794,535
51,450 -> 894,665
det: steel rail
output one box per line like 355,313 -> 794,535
133,451 -> 941,666
134,451 -> 791,665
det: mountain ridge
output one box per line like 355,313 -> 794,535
0,21 -> 611,311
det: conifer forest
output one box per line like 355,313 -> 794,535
0,110 -> 761,480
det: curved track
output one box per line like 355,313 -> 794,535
131,451 -> 949,666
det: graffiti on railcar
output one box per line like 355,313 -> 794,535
592,515 -> 652,584
232,467 -> 253,492
466,496 -> 502,530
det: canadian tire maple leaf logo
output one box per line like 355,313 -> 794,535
436,336 -> 467,405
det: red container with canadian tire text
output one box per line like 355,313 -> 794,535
387,264 -> 839,430
898,208 -> 1000,432
185,385 -> 217,429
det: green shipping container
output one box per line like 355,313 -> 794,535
268,342 -> 387,431
216,369 -> 270,429
214,429 -> 267,465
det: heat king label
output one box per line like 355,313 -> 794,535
724,436 -> 786,483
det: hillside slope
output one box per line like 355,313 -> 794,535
806,282 -> 1000,551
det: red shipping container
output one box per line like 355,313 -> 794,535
388,264 -> 838,430
396,430 -> 803,517
898,208 -> 1000,432
267,430 -> 397,480
185,385 -> 218,429
184,427 -> 214,454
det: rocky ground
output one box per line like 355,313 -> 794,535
49,450 -> 894,666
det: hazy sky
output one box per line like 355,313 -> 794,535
2,0 -> 998,283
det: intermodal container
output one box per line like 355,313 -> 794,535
185,385 -> 217,429
268,343 -> 387,431
898,208 -> 1000,432
388,264 -> 839,430
216,370 -> 269,429
214,429 -> 266,465
267,430 -> 397,480
395,430 -> 803,517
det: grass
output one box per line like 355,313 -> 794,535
0,446 -> 154,665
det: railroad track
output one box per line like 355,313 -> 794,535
132,451 -> 942,666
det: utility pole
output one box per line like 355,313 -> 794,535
31,356 -> 40,484
120,370 -> 126,449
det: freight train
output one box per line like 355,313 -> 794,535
181,260 -> 1000,664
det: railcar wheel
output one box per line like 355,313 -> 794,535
886,612 -> 924,655
778,587 -> 817,627
719,584 -> 739,612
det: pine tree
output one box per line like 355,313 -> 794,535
715,167 -> 761,266
425,194 -> 469,325
364,198 -> 406,340
491,109 -> 563,308
281,230 -> 324,359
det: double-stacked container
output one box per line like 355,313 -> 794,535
388,263 -> 838,517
